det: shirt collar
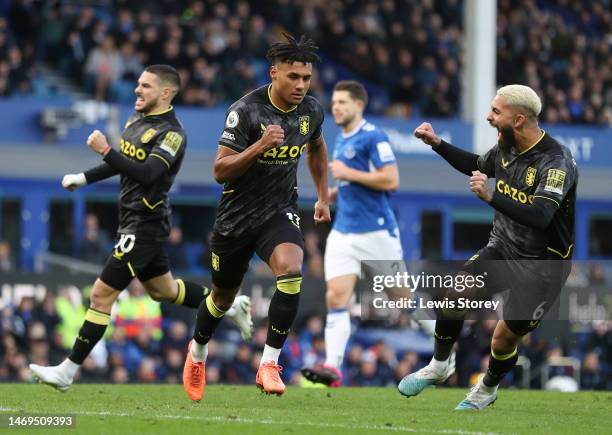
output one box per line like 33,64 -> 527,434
342,119 -> 366,139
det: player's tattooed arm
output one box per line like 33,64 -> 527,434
213,125 -> 284,183
307,135 -> 331,223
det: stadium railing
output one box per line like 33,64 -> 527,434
35,251 -> 101,276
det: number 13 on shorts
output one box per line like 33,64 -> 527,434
286,212 -> 301,229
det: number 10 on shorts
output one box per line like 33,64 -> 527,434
114,234 -> 136,254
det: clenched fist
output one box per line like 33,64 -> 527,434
470,170 -> 492,202
414,122 -> 441,148
87,130 -> 110,154
61,173 -> 87,192
258,125 -> 284,153
313,200 -> 331,224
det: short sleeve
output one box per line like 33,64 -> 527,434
150,130 -> 186,168
218,103 -> 250,153
533,154 -> 577,206
307,98 -> 324,141
476,145 -> 498,177
368,129 -> 396,169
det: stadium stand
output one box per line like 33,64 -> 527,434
497,0 -> 611,125
1,0 -> 609,122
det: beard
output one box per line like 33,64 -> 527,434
136,96 -> 158,114
336,112 -> 355,128
498,125 -> 517,152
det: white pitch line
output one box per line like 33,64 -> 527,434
0,407 -> 507,435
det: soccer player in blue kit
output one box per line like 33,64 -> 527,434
301,80 -> 419,386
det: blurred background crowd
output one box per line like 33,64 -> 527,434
2,252 -> 611,390
0,0 -> 609,122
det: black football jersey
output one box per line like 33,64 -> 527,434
214,85 -> 324,236
117,108 -> 186,241
477,132 -> 577,259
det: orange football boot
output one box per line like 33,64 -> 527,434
256,361 -> 285,395
182,340 -> 205,401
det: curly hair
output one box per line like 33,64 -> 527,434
266,32 -> 320,65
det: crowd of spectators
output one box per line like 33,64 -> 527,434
257,0 -> 463,118
497,0 -> 611,125
1,280 -> 611,390
1,0 -> 609,124
0,13 -> 35,97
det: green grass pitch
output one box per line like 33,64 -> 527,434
1,384 -> 610,434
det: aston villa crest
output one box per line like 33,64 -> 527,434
525,167 -> 537,187
299,116 -> 309,135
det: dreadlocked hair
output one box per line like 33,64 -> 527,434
266,32 -> 320,65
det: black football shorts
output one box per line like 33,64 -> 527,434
461,243 -> 571,335
209,209 -> 304,289
99,233 -> 170,290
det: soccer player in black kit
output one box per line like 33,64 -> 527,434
398,85 -> 577,409
29,65 -> 252,391
183,34 -> 331,401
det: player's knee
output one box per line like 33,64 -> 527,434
491,338 -> 516,355
326,285 -> 349,309
274,260 -> 301,277
147,289 -> 165,302
492,326 -> 521,353
90,288 -> 114,312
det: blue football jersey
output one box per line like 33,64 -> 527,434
332,119 -> 398,234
